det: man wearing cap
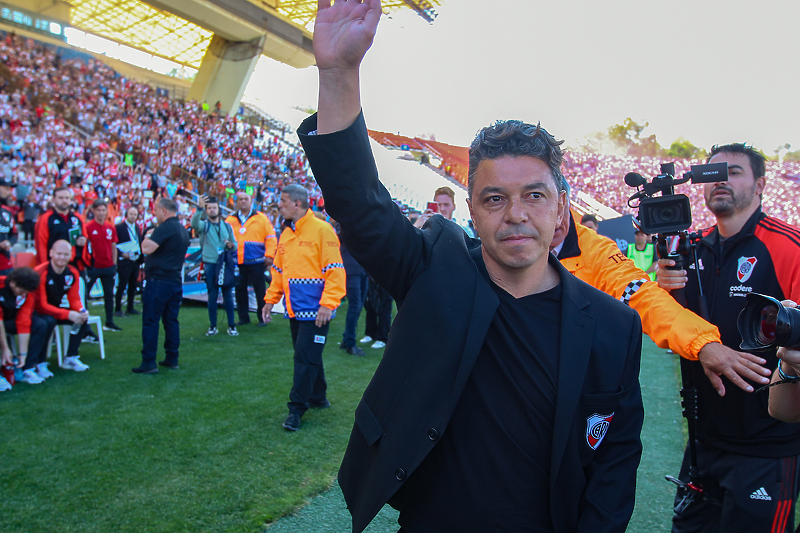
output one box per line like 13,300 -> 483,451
192,195 -> 238,337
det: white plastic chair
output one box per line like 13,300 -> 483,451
47,277 -> 105,367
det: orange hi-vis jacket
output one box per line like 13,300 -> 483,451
225,209 -> 277,265
558,212 -> 721,360
264,209 -> 346,321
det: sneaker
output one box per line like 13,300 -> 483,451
62,356 -> 90,372
114,310 -> 126,318
283,413 -> 301,431
126,308 -> 141,315
359,335 -> 373,344
158,360 -> 179,370
20,369 -> 44,384
131,364 -> 159,374
0,376 -> 11,391
36,362 -> 54,379
345,346 -> 367,357
83,334 -> 99,344
227,326 -> 239,337
103,323 -> 122,332
206,326 -> 218,336
371,340 -> 386,349
234,320 -> 251,327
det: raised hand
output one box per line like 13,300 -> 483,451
315,0 -> 381,72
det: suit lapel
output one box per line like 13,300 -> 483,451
550,259 -> 594,486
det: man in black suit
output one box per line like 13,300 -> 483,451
114,206 -> 143,316
300,3 -> 644,532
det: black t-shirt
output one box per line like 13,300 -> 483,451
397,261 -> 562,533
144,216 -> 190,284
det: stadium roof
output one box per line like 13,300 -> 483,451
65,0 -> 442,69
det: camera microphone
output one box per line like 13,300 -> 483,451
625,172 -> 647,187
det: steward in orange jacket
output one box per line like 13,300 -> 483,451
264,209 -> 346,320
226,209 -> 277,265
555,206 -> 770,395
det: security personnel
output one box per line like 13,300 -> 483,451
261,184 -> 346,432
226,190 -> 276,326
0,178 -> 18,276
35,240 -> 91,372
34,187 -> 87,268
553,198 -> 771,396
626,229 -> 657,281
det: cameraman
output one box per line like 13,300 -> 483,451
191,195 -> 237,336
657,144 -> 800,533
767,301 -> 800,423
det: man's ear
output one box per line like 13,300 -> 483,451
755,176 -> 767,196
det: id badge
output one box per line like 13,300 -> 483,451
217,246 -> 224,256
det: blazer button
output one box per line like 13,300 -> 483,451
395,468 -> 406,481
427,428 -> 439,441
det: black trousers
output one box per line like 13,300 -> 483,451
4,314 -> 50,370
140,279 -> 182,366
672,440 -> 800,533
115,259 -> 140,312
364,277 -> 392,342
86,266 -> 116,325
287,318 -> 330,417
37,314 -> 90,357
235,262 -> 266,323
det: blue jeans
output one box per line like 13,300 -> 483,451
342,273 -> 368,348
204,262 -> 235,328
141,279 -> 183,366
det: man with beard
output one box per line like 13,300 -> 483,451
34,187 -> 87,268
0,178 -> 18,275
658,144 -> 800,533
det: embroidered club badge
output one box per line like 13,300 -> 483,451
586,413 -> 614,450
737,256 -> 758,283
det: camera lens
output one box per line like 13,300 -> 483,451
757,305 -> 778,345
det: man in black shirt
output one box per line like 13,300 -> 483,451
301,4 -> 644,532
132,198 -> 190,374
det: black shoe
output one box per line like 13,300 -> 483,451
308,399 -> 331,409
257,321 -> 269,327
114,310 -> 126,318
103,323 -> 122,332
345,346 -> 366,357
126,308 -> 141,315
83,334 -> 99,344
283,414 -> 301,431
131,365 -> 159,374
158,360 -> 179,370
235,320 -> 251,327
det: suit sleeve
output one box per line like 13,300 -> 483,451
264,238 -> 284,305
577,311 -> 644,532
576,226 -> 720,360
319,225 -> 347,311
299,113 -> 430,303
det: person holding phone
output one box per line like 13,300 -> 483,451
413,186 -> 474,237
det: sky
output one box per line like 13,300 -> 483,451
245,0 -> 800,156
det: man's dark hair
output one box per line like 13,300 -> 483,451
53,186 -> 69,196
92,199 -> 107,209
206,196 -> 219,205
158,198 -> 178,214
282,184 -> 309,210
707,143 -> 767,179
468,120 -> 566,198
8,267 -> 40,293
580,214 -> 599,226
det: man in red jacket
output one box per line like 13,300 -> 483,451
83,200 -> 120,332
35,240 -> 91,372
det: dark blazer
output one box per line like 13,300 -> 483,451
115,220 -> 143,265
299,113 -> 644,533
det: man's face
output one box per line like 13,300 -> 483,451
467,156 -> 565,273
434,194 -> 455,220
126,208 -> 138,224
582,219 -> 598,231
8,281 -> 27,298
94,205 -> 107,223
236,193 -> 252,213
0,185 -> 11,200
703,152 -> 765,218
279,193 -> 300,221
634,232 -> 647,246
50,241 -> 71,269
54,190 -> 71,212
206,202 -> 219,219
